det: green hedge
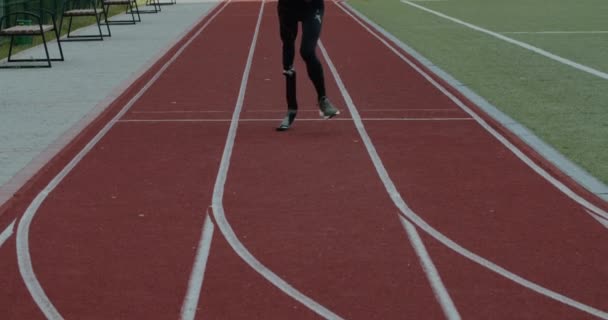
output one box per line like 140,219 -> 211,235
1,0 -> 63,24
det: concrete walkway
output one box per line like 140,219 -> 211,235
0,1 -> 217,205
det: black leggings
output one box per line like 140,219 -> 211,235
278,4 -> 326,100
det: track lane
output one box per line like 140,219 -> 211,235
1,1 -> 605,319
419,232 -> 592,319
322,2 -> 608,318
1,236 -> 45,319
195,4 -> 450,319
0,3 -> 259,319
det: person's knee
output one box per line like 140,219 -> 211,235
299,46 -> 316,62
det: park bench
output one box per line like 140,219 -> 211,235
60,0 -> 110,41
0,0 -> 64,68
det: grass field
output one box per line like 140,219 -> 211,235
349,0 -> 608,186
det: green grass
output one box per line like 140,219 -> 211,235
417,0 -> 607,32
349,0 -> 608,185
412,0 -> 608,72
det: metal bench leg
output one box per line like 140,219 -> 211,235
94,11 -> 104,39
101,7 -> 111,36
52,19 -> 64,61
41,29 -> 52,67
7,35 -> 15,62
66,16 -> 74,38
131,1 -> 141,23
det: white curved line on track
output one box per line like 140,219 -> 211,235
319,41 -> 461,320
0,220 -> 16,249
398,215 -> 461,319
337,0 -> 608,225
210,205 -> 344,319
209,2 -> 343,319
14,2 -> 229,318
180,212 -> 215,320
325,3 -> 608,318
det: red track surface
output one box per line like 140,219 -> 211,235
1,1 -> 607,319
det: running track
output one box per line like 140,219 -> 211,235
1,1 -> 607,319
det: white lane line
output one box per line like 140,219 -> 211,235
587,210 -> 608,229
180,212 -> 215,320
133,108 -> 460,113
347,2 -> 608,201
246,108 -> 461,112
119,119 -> 239,122
0,220 -> 16,249
319,41 -> 461,320
363,108 -> 459,111
503,31 -> 608,35
131,108 -> 460,113
14,2 -> 230,319
117,117 -> 473,122
399,217 -> 460,318
132,110 -> 231,114
362,117 -> 472,121
245,108 -> 460,112
246,109 -> 318,112
335,2 -> 608,318
340,1 -> 608,224
208,2 -> 343,319
400,0 -> 608,80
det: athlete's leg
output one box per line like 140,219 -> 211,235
300,7 -> 340,119
278,5 -> 297,72
277,4 -> 299,130
278,4 -> 298,108
300,7 -> 326,100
